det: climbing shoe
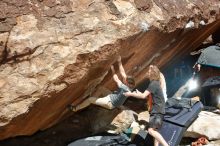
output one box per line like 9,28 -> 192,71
67,104 -> 77,112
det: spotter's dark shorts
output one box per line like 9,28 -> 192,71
149,114 -> 163,129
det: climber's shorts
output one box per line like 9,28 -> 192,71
149,114 -> 163,129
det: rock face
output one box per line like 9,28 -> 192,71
185,111 -> 220,140
0,0 -> 220,140
207,140 -> 220,146
85,106 -> 136,134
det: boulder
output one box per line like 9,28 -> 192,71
207,140 -> 220,146
185,111 -> 220,140
0,0 -> 220,140
80,106 -> 136,134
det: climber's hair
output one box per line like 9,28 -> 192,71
146,65 -> 160,81
126,76 -> 135,87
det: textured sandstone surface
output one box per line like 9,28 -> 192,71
0,0 -> 220,140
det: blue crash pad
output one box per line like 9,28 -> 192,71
164,102 -> 203,127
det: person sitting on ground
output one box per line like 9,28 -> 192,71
68,56 -> 135,112
193,63 -> 201,73
124,65 -> 169,146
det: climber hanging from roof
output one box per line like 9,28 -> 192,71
68,56 -> 135,112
